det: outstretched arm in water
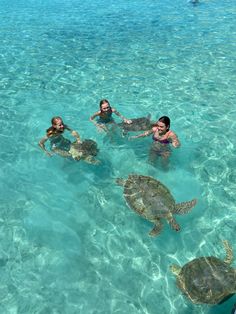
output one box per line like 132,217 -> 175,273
112,108 -> 132,124
129,129 -> 153,140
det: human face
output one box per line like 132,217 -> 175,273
157,121 -> 168,134
53,119 -> 64,130
101,103 -> 110,112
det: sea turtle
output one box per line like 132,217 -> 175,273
69,139 -> 100,164
117,114 -> 154,135
116,174 -> 197,236
170,240 -> 236,304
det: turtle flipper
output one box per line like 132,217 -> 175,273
222,240 -> 233,265
174,199 -> 197,215
84,156 -> 100,165
149,219 -> 163,237
166,214 -> 180,232
52,148 -> 71,157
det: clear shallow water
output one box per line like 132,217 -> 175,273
0,0 -> 236,313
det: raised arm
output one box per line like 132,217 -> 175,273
112,108 -> 132,124
71,130 -> 81,143
64,125 -> 82,143
90,111 -> 101,127
90,111 -> 100,122
169,132 -> 181,148
89,111 -> 107,132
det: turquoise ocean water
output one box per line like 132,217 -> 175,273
0,0 -> 236,313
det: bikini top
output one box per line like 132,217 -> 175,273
152,129 -> 171,144
152,135 -> 170,144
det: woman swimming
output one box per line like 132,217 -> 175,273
130,116 -> 180,162
38,116 -> 81,157
90,99 -> 132,133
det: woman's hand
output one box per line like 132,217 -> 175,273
71,130 -> 80,137
170,134 -> 180,148
124,119 -> 132,124
71,130 -> 82,143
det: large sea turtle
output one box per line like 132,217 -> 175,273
117,114 -> 154,135
53,139 -> 100,164
69,139 -> 100,164
170,240 -> 236,304
116,174 -> 197,236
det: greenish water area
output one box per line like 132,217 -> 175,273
0,0 -> 235,313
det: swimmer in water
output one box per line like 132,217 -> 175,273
90,99 -> 132,133
130,116 -> 180,163
38,116 -> 81,157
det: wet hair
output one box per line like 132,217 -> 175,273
152,116 -> 170,130
46,116 -> 64,135
51,116 -> 63,125
159,116 -> 170,128
99,99 -> 111,110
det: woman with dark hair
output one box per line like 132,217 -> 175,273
90,99 -> 132,133
39,116 -> 81,157
130,116 -> 180,162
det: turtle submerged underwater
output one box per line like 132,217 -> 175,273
69,139 -> 100,164
116,174 -> 197,236
170,240 -> 236,304
117,114 -> 153,135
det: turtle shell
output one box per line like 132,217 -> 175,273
123,174 -> 175,219
69,139 -> 98,159
177,256 -> 236,304
118,117 -> 153,132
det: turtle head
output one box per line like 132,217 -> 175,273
116,178 -> 126,186
170,264 -> 181,276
